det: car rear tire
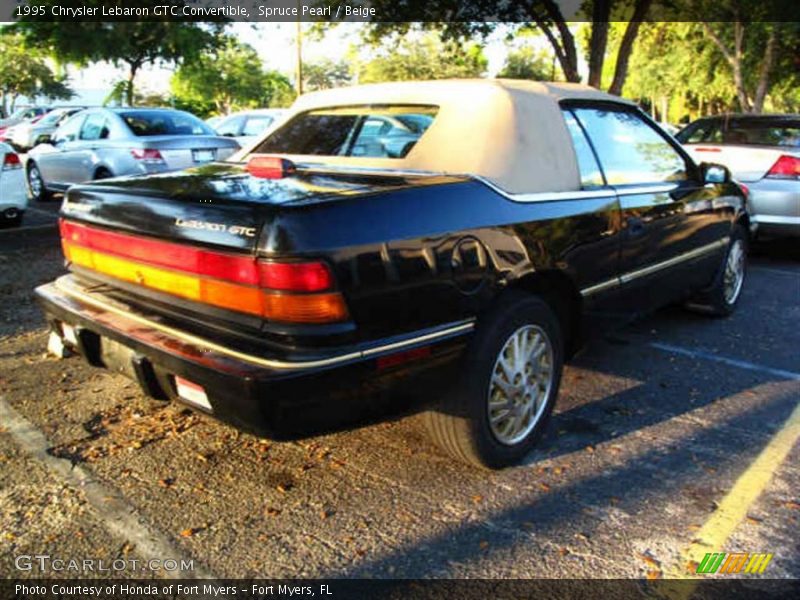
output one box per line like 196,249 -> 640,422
27,162 -> 51,202
424,292 -> 563,469
686,225 -> 748,317
94,167 -> 113,180
2,208 -> 23,227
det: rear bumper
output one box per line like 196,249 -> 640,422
747,179 -> 800,237
36,276 -> 472,433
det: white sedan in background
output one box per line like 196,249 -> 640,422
677,114 -> 799,238
0,142 -> 27,226
211,109 -> 286,146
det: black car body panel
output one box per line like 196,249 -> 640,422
37,82 -> 748,438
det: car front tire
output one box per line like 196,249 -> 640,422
686,225 -> 748,317
424,292 -> 564,469
27,162 -> 51,202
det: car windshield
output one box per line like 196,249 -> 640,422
678,118 -> 800,147
120,110 -> 214,137
253,105 -> 439,158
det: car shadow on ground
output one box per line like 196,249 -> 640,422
324,388 -> 797,578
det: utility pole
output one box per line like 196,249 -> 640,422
295,3 -> 303,95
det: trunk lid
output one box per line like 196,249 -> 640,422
60,161 -> 445,252
138,135 -> 241,170
684,144 -> 800,182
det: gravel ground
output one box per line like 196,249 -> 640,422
0,218 -> 798,583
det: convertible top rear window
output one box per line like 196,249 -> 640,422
253,105 -> 439,159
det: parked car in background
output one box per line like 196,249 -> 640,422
0,106 -> 50,129
0,142 -> 27,226
677,114 -> 799,238
25,107 -> 241,201
211,109 -> 286,146
8,107 -> 87,151
37,80 -> 748,469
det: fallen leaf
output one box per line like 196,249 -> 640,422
784,501 -> 800,510
646,569 -> 662,580
638,553 -> 661,568
179,528 -> 196,538
479,541 -> 489,550
585,445 -> 595,454
539,482 -> 551,492
471,495 -> 483,504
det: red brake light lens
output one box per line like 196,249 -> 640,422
2,152 -> 21,170
766,155 -> 800,179
246,156 -> 296,179
131,148 -> 165,164
258,260 -> 333,292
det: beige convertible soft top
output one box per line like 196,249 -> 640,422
249,79 -> 636,195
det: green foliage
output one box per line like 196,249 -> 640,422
497,46 -> 559,81
0,32 -> 73,114
303,59 -> 352,92
11,1 -> 221,105
358,32 -> 487,83
171,37 -> 295,117
623,22 -> 800,118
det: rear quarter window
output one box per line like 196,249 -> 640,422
253,105 -> 439,159
121,111 -> 213,137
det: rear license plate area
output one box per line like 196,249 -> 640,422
192,149 -> 215,163
100,337 -> 139,380
174,376 -> 212,412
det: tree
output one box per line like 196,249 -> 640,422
497,46 -> 559,81
11,1 -> 221,106
303,59 -> 352,91
352,0 -> 655,95
358,32 -> 487,83
0,32 -> 73,115
623,21 -> 800,119
171,37 -> 296,116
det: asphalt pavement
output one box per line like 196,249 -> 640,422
0,212 -> 798,583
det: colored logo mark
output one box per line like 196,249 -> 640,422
696,552 -> 773,574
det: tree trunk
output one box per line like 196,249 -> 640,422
536,0 -> 581,83
607,0 -> 653,96
126,62 -> 140,107
587,2 -> 610,88
752,25 -> 778,114
702,21 -> 751,113
534,19 -> 580,83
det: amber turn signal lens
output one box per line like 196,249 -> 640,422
262,292 -> 348,323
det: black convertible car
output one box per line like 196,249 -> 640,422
37,80 -> 748,468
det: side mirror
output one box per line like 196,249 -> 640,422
702,163 -> 730,184
34,133 -> 52,146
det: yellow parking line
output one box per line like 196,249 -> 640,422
660,401 -> 800,597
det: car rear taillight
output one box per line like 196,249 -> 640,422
737,182 -> 749,198
766,155 -> 800,179
258,261 -> 333,292
131,148 -> 165,164
2,152 -> 22,170
59,219 -> 348,324
246,156 -> 296,179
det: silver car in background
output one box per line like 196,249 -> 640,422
8,107 -> 87,151
25,108 -> 241,201
211,109 -> 286,146
677,114 -> 799,238
0,105 -> 50,129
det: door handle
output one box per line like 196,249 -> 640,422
627,217 -> 645,237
